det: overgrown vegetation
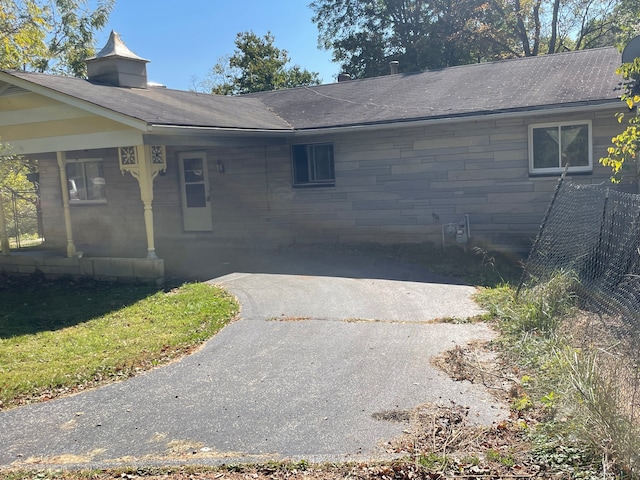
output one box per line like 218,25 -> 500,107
478,273 -> 640,479
600,56 -> 640,182
0,276 -> 238,410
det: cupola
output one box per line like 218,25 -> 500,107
86,31 -> 149,88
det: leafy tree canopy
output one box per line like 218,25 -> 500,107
195,31 -> 321,95
0,0 -> 114,77
310,0 -> 638,78
599,58 -> 640,182
0,142 -> 33,192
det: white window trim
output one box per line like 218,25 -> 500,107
66,158 -> 107,204
528,120 -> 593,175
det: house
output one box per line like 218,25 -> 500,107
0,31 -> 635,282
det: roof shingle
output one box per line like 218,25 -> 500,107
2,46 -> 624,132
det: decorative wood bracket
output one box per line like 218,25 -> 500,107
118,145 -> 166,179
118,145 -> 166,259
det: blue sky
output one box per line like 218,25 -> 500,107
96,1 -> 340,90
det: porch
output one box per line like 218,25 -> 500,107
0,248 -> 164,284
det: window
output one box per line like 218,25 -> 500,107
292,143 -> 335,186
66,159 -> 106,202
529,121 -> 592,174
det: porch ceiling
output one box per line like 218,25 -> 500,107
0,79 -> 145,155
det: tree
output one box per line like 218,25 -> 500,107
599,58 -> 640,182
0,0 -> 114,77
0,142 -> 38,252
310,0 -> 487,78
310,0 -> 637,78
196,31 -> 321,95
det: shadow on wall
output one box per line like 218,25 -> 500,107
156,240 -> 473,285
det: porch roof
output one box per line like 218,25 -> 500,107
1,70 -> 293,131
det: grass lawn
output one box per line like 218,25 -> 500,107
0,277 -> 238,410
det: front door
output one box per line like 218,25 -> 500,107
178,151 -> 213,231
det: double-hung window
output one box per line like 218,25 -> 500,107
529,121 -> 592,174
292,143 -> 335,186
66,159 -> 106,203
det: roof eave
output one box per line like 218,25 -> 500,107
147,99 -> 622,138
147,124 -> 295,136
289,99 -> 622,136
0,71 -> 151,132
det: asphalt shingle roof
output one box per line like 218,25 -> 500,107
2,46 -> 624,132
248,46 -> 623,129
4,70 -> 292,130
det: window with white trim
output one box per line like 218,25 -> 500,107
292,143 -> 335,186
66,159 -> 106,202
529,121 -> 592,174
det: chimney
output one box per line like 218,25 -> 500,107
389,60 -> 399,75
337,73 -> 352,82
86,31 -> 149,88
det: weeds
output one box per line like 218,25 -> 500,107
479,272 -> 640,479
564,348 -> 640,475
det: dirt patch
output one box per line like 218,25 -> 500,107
267,316 -> 311,322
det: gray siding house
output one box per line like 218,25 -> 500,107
0,32 -> 634,280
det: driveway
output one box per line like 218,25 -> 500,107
0,248 -> 507,469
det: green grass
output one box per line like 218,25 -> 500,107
9,235 -> 44,249
0,278 -> 238,410
477,276 -> 639,479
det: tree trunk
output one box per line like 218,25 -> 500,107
514,0 -> 531,56
548,0 -> 561,53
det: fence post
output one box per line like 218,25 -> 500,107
516,165 -> 569,298
0,191 -> 9,255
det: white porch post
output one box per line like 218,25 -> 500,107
118,145 -> 166,259
56,151 -> 77,257
137,146 -> 157,259
0,192 -> 10,256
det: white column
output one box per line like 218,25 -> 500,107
56,151 -> 77,257
136,146 -> 157,259
118,145 -> 165,260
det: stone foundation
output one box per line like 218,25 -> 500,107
0,255 -> 164,285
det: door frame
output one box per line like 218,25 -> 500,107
178,151 -> 213,232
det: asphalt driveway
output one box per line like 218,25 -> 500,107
0,248 -> 507,469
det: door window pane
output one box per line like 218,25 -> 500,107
183,158 -> 204,183
185,184 -> 206,207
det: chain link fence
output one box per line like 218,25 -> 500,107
1,189 -> 43,248
520,178 -> 640,472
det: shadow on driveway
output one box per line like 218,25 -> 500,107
159,243 -> 465,285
